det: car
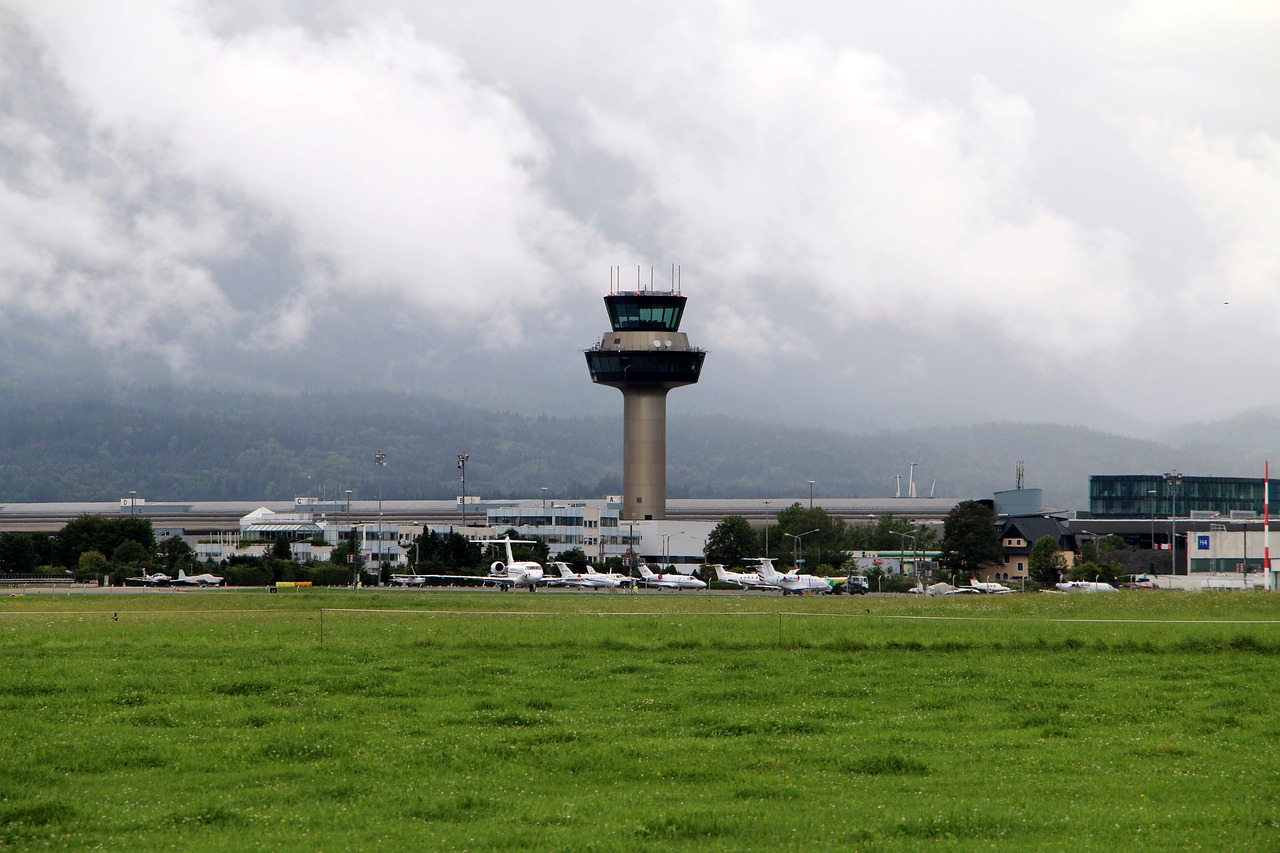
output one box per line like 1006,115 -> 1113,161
1121,575 -> 1159,590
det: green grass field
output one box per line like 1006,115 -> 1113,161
3,589 -> 1279,850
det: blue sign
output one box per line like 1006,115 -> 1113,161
1197,534 -> 1210,550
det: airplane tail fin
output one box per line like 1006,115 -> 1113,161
556,563 -> 575,577
177,570 -> 188,580
714,565 -> 731,582
754,560 -> 781,582
638,565 -> 655,578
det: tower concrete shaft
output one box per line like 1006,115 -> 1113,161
585,287 -> 705,520
622,387 -> 670,520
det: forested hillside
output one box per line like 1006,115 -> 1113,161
0,387 -> 1266,508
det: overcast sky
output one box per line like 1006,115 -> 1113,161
2,1 -> 1277,434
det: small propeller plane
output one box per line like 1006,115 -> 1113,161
124,570 -> 172,587
419,537 -> 545,591
967,576 -> 1014,594
171,569 -> 225,587
637,565 -> 706,590
750,557 -> 833,595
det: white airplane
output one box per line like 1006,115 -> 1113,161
420,538 -> 545,591
910,580 -> 959,596
172,569 -> 225,587
967,576 -> 1014,594
1055,580 -> 1118,592
712,564 -> 779,591
637,565 -> 707,590
546,562 -> 633,589
390,571 -> 426,587
125,570 -> 172,587
750,558 -> 833,595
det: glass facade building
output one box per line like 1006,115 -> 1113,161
1089,474 -> 1272,518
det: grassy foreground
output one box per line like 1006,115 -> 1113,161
2,589 -> 1280,850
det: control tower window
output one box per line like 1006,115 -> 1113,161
605,295 -> 686,331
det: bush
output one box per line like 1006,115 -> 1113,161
879,574 -> 917,593
224,562 -> 273,587
311,563 -> 354,587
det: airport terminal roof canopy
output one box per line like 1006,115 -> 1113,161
244,522 -> 323,535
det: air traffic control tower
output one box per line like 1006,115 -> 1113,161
585,274 -> 705,520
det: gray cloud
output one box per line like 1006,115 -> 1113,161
1,0 -> 1277,431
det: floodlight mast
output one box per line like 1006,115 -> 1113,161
585,265 -> 705,520
1164,471 -> 1183,576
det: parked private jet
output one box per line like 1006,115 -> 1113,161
546,562 -> 633,589
638,565 -> 707,590
390,571 -> 426,587
751,558 -> 833,595
420,538 -> 545,591
1055,580 -> 1118,592
712,564 -> 779,591
172,569 -> 225,587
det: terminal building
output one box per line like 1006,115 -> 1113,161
1088,474 -> 1273,519
1082,474 -> 1277,589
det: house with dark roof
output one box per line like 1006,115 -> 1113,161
984,516 -> 1076,582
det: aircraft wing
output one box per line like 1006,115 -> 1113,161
418,574 -> 544,588
543,576 -> 590,587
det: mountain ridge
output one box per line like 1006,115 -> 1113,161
1,387 -> 1275,510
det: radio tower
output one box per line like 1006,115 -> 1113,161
586,266 -> 706,520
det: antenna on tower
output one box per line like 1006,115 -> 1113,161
894,474 -> 901,498
1016,461 -> 1025,490
929,479 -> 937,498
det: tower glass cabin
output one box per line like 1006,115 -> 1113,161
586,290 -> 705,520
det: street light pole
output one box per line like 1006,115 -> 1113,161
1148,489 -> 1157,550
129,490 -> 136,516
763,500 -> 771,557
627,521 -> 637,576
458,453 -> 469,528
784,528 -> 820,570
1164,471 -> 1183,578
374,450 -> 387,521
374,451 -> 387,584
344,488 -> 355,586
896,532 -> 917,577
659,531 -> 684,572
